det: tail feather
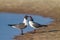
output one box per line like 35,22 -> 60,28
8,24 -> 13,26
42,25 -> 48,27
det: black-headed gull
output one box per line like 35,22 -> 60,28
8,15 -> 28,35
29,16 -> 47,29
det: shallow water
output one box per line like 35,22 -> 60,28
0,12 -> 53,40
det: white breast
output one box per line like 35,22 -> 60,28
29,21 -> 36,28
23,18 -> 28,25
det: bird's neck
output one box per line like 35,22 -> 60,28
23,18 -> 28,25
29,18 -> 34,23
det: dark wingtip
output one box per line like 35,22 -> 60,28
45,25 -> 48,27
43,25 -> 48,27
8,24 -> 12,26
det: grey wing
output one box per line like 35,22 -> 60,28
16,23 -> 27,29
33,22 -> 41,28
19,23 -> 24,25
8,23 -> 24,26
8,23 -> 27,29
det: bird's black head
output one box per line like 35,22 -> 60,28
24,15 -> 29,19
29,16 -> 34,21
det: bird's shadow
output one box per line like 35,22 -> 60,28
40,29 -> 60,33
26,29 -> 60,34
48,30 -> 60,32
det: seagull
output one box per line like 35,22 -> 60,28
29,16 -> 48,29
8,15 -> 28,35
